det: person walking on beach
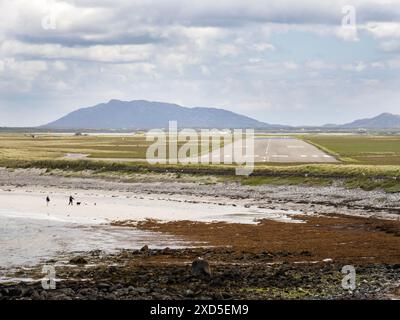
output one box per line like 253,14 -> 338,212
68,195 -> 74,206
46,196 -> 50,206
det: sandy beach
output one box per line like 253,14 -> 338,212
1,167 -> 399,221
0,187 -> 305,225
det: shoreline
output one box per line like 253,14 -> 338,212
1,246 -> 399,300
0,167 -> 399,221
117,214 -> 400,265
0,167 -> 399,300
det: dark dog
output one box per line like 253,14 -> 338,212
76,202 -> 81,206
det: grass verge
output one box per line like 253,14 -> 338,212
2,158 -> 400,192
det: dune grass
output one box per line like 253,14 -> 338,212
2,158 -> 400,192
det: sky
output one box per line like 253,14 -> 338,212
0,0 -> 400,127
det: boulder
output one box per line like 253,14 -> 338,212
191,257 -> 212,277
69,256 -> 88,265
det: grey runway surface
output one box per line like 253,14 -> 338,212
252,137 -> 338,163
196,137 -> 338,164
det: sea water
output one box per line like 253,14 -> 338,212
0,212 -> 185,272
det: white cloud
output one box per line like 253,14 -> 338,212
363,79 -> 380,86
305,60 -> 335,70
379,40 -> 400,52
1,0 -> 400,126
217,44 -> 239,57
366,22 -> 400,39
253,43 -> 275,52
282,62 -> 299,70
52,61 -> 67,71
0,40 -> 152,63
387,59 -> 400,68
370,61 -> 385,68
335,26 -> 359,42
342,61 -> 367,72
200,65 -> 211,76
4,58 -> 47,78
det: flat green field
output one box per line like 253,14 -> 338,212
1,133 -> 400,192
0,133 -> 222,161
302,135 -> 400,165
0,134 -> 145,160
1,133 -> 400,166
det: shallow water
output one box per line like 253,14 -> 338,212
0,213 -> 186,272
0,191 -> 304,273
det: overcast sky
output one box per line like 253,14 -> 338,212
0,0 -> 400,126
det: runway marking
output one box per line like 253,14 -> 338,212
265,139 -> 271,162
272,155 -> 289,158
251,138 -> 338,163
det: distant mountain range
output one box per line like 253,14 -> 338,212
42,99 -> 286,130
42,99 -> 400,130
324,113 -> 400,129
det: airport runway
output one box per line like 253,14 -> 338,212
200,137 -> 338,164
252,137 -> 338,163
63,137 -> 338,164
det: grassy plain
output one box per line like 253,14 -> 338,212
302,134 -> 400,165
0,133 -> 222,161
0,133 -> 400,192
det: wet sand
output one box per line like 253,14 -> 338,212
1,167 -> 400,220
0,188 -> 305,225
